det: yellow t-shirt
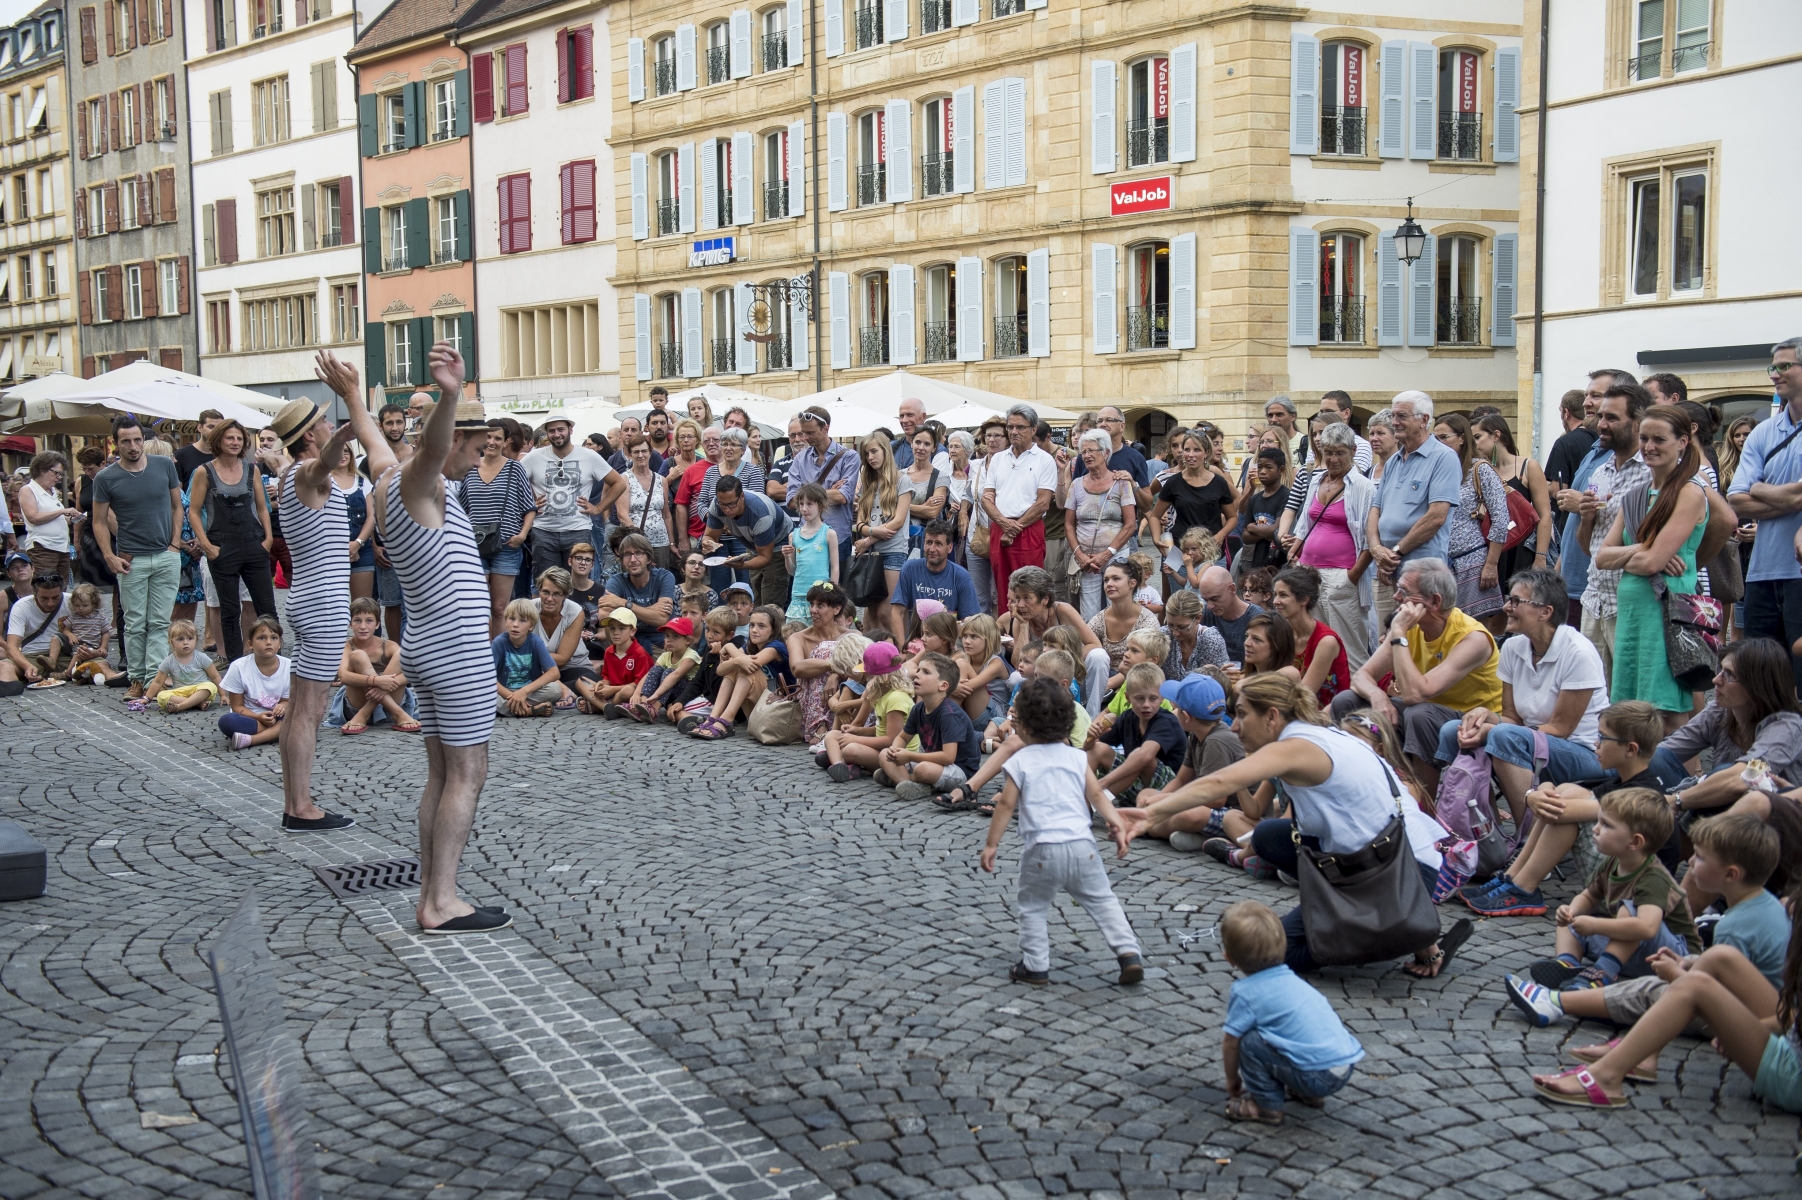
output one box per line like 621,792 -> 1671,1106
1404,606 -> 1501,713
1067,705 -> 1091,748
872,685 -> 913,736
655,647 -> 702,671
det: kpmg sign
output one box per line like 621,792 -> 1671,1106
1110,177 -> 1172,216
690,236 -> 735,268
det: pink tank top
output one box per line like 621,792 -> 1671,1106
1299,494 -> 1357,569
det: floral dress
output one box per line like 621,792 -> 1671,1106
1444,461 -> 1510,618
799,637 -> 839,743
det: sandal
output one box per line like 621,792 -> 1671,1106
976,799 -> 997,818
392,718 -> 422,733
1400,918 -> 1473,979
530,702 -> 555,717
1224,1095 -> 1284,1125
1569,1039 -> 1657,1083
1531,1066 -> 1630,1109
341,722 -> 368,736
555,693 -> 578,710
691,716 -> 735,740
932,786 -> 980,813
576,697 -> 594,714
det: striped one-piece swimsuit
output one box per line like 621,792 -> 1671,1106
380,473 -> 494,746
279,469 -> 350,682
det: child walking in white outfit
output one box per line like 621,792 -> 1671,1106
982,676 -> 1144,986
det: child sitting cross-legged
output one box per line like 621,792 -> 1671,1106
594,610 -> 653,717
335,596 -> 419,733
980,676 -> 1144,987
821,641 -> 911,782
933,648 -> 1093,814
1084,629 -> 1173,747
146,618 -> 222,712
493,597 -> 561,718
217,617 -> 290,750
1088,663 -> 1187,807
876,651 -> 984,800
691,604 -> 793,739
952,614 -> 1009,728
1219,899 -> 1365,1124
626,614 -> 704,723
1130,673 -> 1253,848
56,583 -> 127,685
1524,785 -> 1700,991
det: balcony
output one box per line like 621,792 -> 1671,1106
1437,112 -> 1481,161
854,3 -> 882,50
762,31 -> 788,71
921,153 -> 953,197
321,228 -> 345,248
992,0 -> 1023,15
383,249 -> 408,272
993,313 -> 1027,358
1629,46 -> 1662,81
858,327 -> 889,366
921,0 -> 950,35
433,240 -> 456,266
1437,298 -> 1482,345
1125,303 -> 1168,351
1672,39 -> 1709,72
857,163 -> 886,206
658,342 -> 680,377
1319,105 -> 1366,157
706,45 -> 729,85
1319,296 -> 1364,345
657,198 -> 679,236
714,187 -> 734,224
764,180 -> 789,220
766,334 -> 791,371
1125,118 -> 1167,169
654,60 -> 676,96
923,320 -> 953,363
711,337 -> 736,375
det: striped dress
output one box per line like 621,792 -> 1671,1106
279,469 -> 351,682
380,472 -> 494,746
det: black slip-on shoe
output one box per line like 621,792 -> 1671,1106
420,909 -> 513,935
1009,961 -> 1049,986
281,811 -> 356,833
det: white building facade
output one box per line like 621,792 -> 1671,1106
184,0 -> 378,411
1522,0 -> 1800,441
462,0 -> 617,406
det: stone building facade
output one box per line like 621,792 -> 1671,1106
0,2 -> 78,383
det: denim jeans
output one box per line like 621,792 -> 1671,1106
1745,579 -> 1802,696
1429,719 -> 1606,785
1579,898 -> 1688,977
1250,818 -> 1441,973
1236,1028 -> 1356,1111
118,548 -> 181,683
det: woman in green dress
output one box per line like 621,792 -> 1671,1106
1594,404 -> 1710,726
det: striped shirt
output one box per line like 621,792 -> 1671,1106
460,459 -> 538,543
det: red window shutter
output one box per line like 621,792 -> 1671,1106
573,159 -> 595,242
140,82 -> 152,142
75,102 -> 87,157
159,347 -> 183,370
103,181 -> 119,231
77,271 -> 92,323
472,52 -> 493,122
135,0 -> 149,47
109,92 -> 120,150
157,167 -> 175,222
176,256 -> 190,313
81,355 -> 96,377
517,174 -> 532,251
556,29 -> 569,104
80,8 -> 97,63
506,44 -> 528,114
497,175 -> 512,253
216,198 -> 237,262
559,162 -> 573,243
136,174 -> 150,226
104,0 -> 115,54
163,0 -> 172,40
105,266 -> 123,319
139,262 -> 159,316
338,176 -> 354,244
575,28 -> 593,100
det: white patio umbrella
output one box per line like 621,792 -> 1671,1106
783,370 -> 1082,422
0,398 -> 118,437
59,360 -> 289,418
51,375 -> 273,429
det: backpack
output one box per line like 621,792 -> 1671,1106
1433,748 -> 1512,877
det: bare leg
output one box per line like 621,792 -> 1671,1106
384,604 -> 402,642
486,573 -> 514,637
342,649 -> 378,727
278,676 -> 334,820
1508,821 -> 1580,894
350,574 -> 375,603
376,691 -> 410,723
416,739 -> 490,928
1492,759 -> 1535,826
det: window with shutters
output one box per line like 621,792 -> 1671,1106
148,0 -> 163,38
858,271 -> 889,365
387,321 -> 413,386
705,22 -> 729,84
119,177 -> 137,229
1318,232 -> 1364,343
653,35 -> 677,96
921,96 -> 953,197
112,0 -> 130,47
1319,42 -> 1368,157
116,88 -> 136,148
41,251 -> 55,297
561,160 -> 596,244
1126,57 -> 1170,168
252,0 -> 282,38
432,78 -> 455,139
92,269 -> 111,321
35,168 -> 50,215
383,91 -> 405,151
85,188 -> 102,235
332,282 -> 358,342
258,187 -> 294,257
854,0 -> 883,51
384,205 -> 406,271
206,299 -> 230,351
1435,50 -> 1482,161
708,288 -> 735,374
1125,241 -> 1169,351
160,260 -> 178,313
655,292 -> 680,376
26,86 -> 44,135
856,109 -> 885,205
319,181 -> 342,245
1435,235 -> 1481,343
499,300 -> 603,378
433,195 -> 455,263
656,150 -> 679,235
87,98 -> 106,156
760,7 -> 787,71
762,130 -> 789,219
1626,0 -> 1712,82
923,263 -> 957,363
125,264 -> 142,318
991,256 -> 1026,358
243,294 -> 314,351
156,77 -> 176,139
16,254 -> 30,300
560,26 -> 595,101
497,43 -> 527,116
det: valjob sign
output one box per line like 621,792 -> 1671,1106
1110,177 -> 1172,216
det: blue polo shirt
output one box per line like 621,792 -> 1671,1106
1728,402 -> 1802,583
1080,444 -> 1151,488
1373,437 -> 1463,564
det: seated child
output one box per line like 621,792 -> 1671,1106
627,614 -> 703,723
217,617 -> 290,750
1239,566 -> 1275,612
595,610 -> 654,716
55,583 -> 126,685
147,618 -> 222,712
981,677 -> 1142,987
911,610 -> 960,676
1526,786 -> 1700,991
724,582 -> 756,637
934,648 -> 1092,814
675,605 -> 742,730
692,604 -> 793,739
1165,528 -> 1219,596
822,641 -> 911,781
335,596 -> 418,732
1128,551 -> 1165,619
1086,629 -> 1174,745
677,590 -> 709,628
823,631 -> 873,732
1219,900 -> 1365,1124
1088,663 -> 1186,806
953,613 -> 1008,728
493,597 -> 560,718
877,651 -> 982,800
1132,673 -> 1251,847
1466,701 -> 1665,918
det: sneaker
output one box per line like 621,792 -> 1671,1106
1240,854 -> 1278,882
815,750 -> 832,770
1568,966 -> 1611,989
1528,957 -> 1588,989
1168,831 -> 1208,852
1505,974 -> 1565,1027
231,732 -> 253,750
872,769 -> 896,788
281,811 -> 356,833
893,780 -> 934,801
1199,836 -> 1237,864
1459,876 -> 1513,900
1117,953 -> 1144,985
1008,961 -> 1049,986
827,763 -> 861,783
1463,882 -> 1547,917
602,703 -> 631,720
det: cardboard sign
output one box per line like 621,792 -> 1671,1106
1110,177 -> 1172,215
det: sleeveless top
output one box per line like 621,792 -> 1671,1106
279,469 -> 349,600
1274,723 -> 1405,854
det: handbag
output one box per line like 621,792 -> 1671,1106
966,463 -> 990,557
1477,471 -> 1540,552
845,552 -> 888,608
1291,763 -> 1442,967
1705,539 -> 1745,605
747,685 -> 802,745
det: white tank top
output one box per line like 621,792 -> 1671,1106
1277,722 -> 1445,866
22,479 -> 69,551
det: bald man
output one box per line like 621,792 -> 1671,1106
1196,565 -> 1262,664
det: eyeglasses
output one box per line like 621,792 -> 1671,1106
1595,734 -> 1630,745
1501,595 -> 1546,609
1772,362 -> 1801,375
1099,416 -> 1124,425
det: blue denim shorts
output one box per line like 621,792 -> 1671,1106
376,563 -> 402,607
350,542 -> 376,574
481,545 -> 524,576
880,551 -> 908,571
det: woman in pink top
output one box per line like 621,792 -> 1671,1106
1280,423 -> 1374,674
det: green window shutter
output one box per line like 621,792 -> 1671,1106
453,190 -> 471,261
452,69 -> 470,137
365,322 -> 386,388
401,83 -> 419,148
363,207 -> 382,273
409,317 -> 432,385
358,93 -> 378,156
404,197 -> 429,267
459,312 -> 476,380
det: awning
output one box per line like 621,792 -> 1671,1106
0,435 -> 35,454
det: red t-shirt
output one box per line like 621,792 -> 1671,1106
602,639 -> 653,686
1297,619 -> 1350,709
675,459 -> 714,538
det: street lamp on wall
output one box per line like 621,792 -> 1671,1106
1395,198 -> 1427,266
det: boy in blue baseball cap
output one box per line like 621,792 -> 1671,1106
1133,671 -> 1254,851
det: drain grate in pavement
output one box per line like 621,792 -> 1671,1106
313,857 -> 421,898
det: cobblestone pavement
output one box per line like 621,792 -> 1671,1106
2,684 -> 1797,1200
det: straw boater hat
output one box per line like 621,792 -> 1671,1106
270,399 -> 327,449
451,401 -> 489,431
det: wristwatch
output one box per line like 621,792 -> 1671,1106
1391,637 -> 1408,647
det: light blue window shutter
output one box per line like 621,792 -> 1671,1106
1378,41 -> 1406,158
787,0 -> 803,64
699,137 -> 719,231
1290,35 -> 1318,155
1169,42 -> 1197,163
890,264 -> 915,365
1004,77 -> 1026,187
678,142 -> 695,233
791,284 -> 809,368
1491,233 -> 1517,347
1090,60 -> 1115,175
886,99 -> 912,202
952,86 -> 975,193
730,10 -> 752,79
630,152 -> 648,240
824,0 -> 842,57
1289,228 -> 1319,346
956,255 -> 983,361
829,271 -> 849,368
1406,233 -> 1435,347
627,38 -> 644,103
885,0 -> 906,43
1376,232 -> 1402,346
677,24 -> 697,90
1169,232 -> 1197,350
951,0 -> 976,27
682,287 -> 704,375
735,281 -> 755,372
982,81 -> 1004,189
733,132 -> 754,224
1026,247 -> 1049,358
787,120 -> 806,216
826,112 -> 847,211
1409,42 -> 1436,159
634,293 -> 652,380
1493,47 -> 1520,163
1092,243 -> 1116,354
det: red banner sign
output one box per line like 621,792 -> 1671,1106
942,98 -> 952,149
1342,45 -> 1362,107
1153,57 -> 1169,119
1457,51 -> 1477,112
1110,176 -> 1172,215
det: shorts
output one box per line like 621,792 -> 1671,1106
560,663 -> 598,684
1097,748 -> 1177,805
1756,1034 -> 1802,1113
200,558 -> 254,607
1599,975 -> 1711,1038
880,551 -> 908,571
376,563 -> 402,607
156,681 -> 219,709
350,542 -> 376,574
323,684 -> 418,726
931,763 -> 969,792
481,545 -> 524,576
